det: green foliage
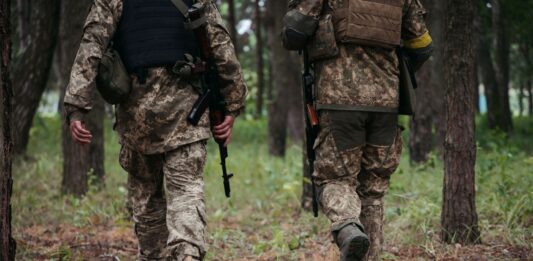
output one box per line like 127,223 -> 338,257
12,114 -> 533,259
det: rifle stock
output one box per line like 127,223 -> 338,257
306,104 -> 319,127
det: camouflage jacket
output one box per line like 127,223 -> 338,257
296,0 -> 431,112
64,0 -> 247,154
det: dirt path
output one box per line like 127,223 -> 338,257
15,224 -> 531,260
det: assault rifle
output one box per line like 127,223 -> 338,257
302,49 -> 320,217
177,2 -> 233,198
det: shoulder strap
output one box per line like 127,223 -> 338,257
170,0 -> 208,29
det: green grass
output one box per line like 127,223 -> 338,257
12,114 -> 533,260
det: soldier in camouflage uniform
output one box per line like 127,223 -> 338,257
64,0 -> 247,260
284,0 -> 432,260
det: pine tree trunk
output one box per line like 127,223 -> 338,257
492,0 -> 513,132
409,0 -> 446,162
441,0 -> 480,244
409,64 -> 434,163
266,0 -> 299,157
529,81 -> 533,116
0,0 -> 17,258
473,62 -> 480,114
478,32 -> 502,130
428,0 -> 446,155
287,58 -> 304,142
254,0 -> 265,118
12,0 -> 60,154
523,45 -> 533,117
59,0 -> 105,195
227,0 -> 238,53
518,82 -> 525,117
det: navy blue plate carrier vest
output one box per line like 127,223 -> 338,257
114,0 -> 199,74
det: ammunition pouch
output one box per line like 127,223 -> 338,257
307,14 -> 339,61
96,49 -> 132,105
332,0 -> 403,49
282,9 -> 319,51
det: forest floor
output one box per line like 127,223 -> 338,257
12,115 -> 533,261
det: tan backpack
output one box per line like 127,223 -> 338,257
332,0 -> 404,49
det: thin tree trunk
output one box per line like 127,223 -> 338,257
428,0 -> 445,155
16,0 -> 30,49
441,0 -> 480,244
59,0 -> 105,195
492,0 -> 513,132
473,61 -> 480,114
287,89 -> 304,142
410,0 -> 445,162
254,0 -> 265,118
266,0 -> 299,157
518,82 -> 525,117
522,45 -> 533,117
227,0 -> 238,53
409,63 -> 433,163
12,0 -> 60,154
0,0 -> 17,258
529,81 -> 533,116
478,32 -> 501,129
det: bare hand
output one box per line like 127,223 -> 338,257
212,115 -> 235,146
70,120 -> 92,145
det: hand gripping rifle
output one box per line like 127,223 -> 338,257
173,1 -> 233,198
302,49 -> 320,217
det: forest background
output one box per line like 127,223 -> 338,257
0,0 -> 532,260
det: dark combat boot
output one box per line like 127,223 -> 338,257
334,223 -> 370,261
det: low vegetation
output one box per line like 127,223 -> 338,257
13,114 -> 533,260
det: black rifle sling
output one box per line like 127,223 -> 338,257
170,0 -> 207,30
170,0 -> 189,16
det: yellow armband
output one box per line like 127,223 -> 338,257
404,31 -> 432,49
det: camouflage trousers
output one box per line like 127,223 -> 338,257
313,111 -> 403,261
119,141 -> 208,261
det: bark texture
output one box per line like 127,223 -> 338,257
227,0 -> 238,52
518,82 -> 525,116
12,0 -> 60,154
254,0 -> 265,118
441,0 -> 481,244
409,0 -> 445,162
409,64 -> 433,163
0,0 -> 17,258
527,79 -> 533,116
428,0 -> 446,156
478,31 -> 502,129
59,0 -> 105,196
491,0 -> 513,132
266,0 -> 301,157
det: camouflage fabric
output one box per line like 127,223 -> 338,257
360,201 -> 384,261
313,111 -> 403,260
289,0 -> 325,14
64,0 -> 247,154
115,68 -> 211,154
290,0 -> 429,112
119,141 -> 208,261
358,128 -> 403,261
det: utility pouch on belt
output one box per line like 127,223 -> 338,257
332,0 -> 403,49
282,9 -> 319,51
96,49 -> 131,105
308,14 -> 339,61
